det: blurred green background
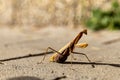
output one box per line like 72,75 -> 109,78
0,0 -> 120,31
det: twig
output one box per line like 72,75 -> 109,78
0,51 -> 53,62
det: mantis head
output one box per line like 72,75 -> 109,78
82,29 -> 87,35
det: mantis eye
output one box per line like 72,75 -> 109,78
75,43 -> 88,48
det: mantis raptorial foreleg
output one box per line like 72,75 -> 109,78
75,43 -> 88,48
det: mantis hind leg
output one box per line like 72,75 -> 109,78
71,52 -> 95,68
40,47 -> 61,63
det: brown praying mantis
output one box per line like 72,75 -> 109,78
40,29 -> 95,68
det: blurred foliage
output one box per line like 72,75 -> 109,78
85,1 -> 120,31
0,0 -> 119,28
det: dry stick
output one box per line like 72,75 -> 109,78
0,51 -> 53,62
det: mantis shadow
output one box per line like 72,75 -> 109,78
63,61 -> 120,68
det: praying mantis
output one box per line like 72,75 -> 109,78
41,29 -> 95,68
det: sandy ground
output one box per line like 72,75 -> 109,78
0,27 -> 120,80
